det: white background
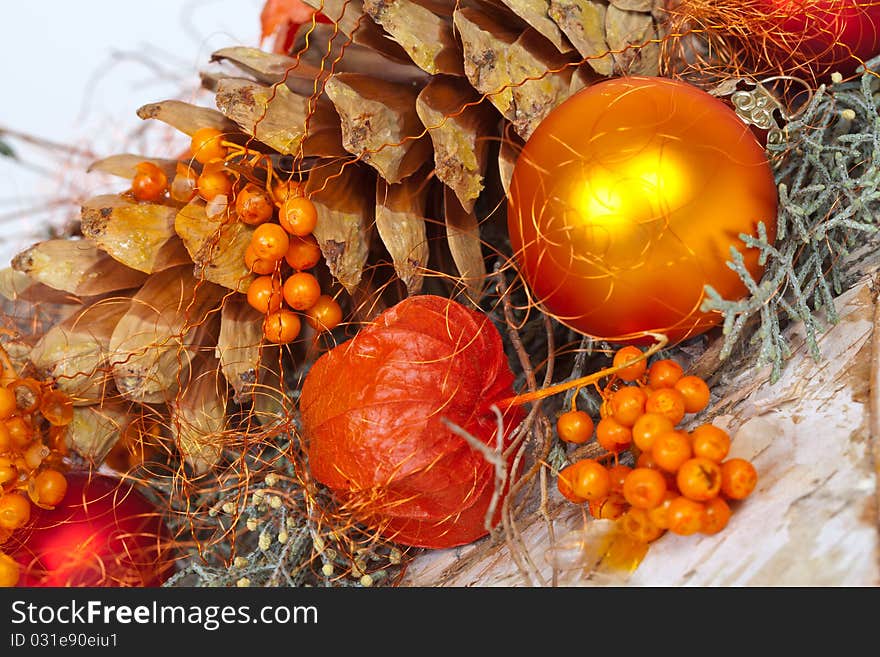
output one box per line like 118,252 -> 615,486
0,0 -> 263,266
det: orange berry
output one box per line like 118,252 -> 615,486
235,184 -> 275,225
613,345 -> 646,382
588,493 -> 627,520
197,163 -> 233,201
251,223 -> 290,261
190,127 -> 227,164
263,310 -> 301,344
279,196 -> 318,236
674,375 -> 711,414
0,457 -> 16,485
700,497 -> 732,535
282,272 -> 322,311
131,161 -> 168,202
631,412 -> 675,452
720,458 -> 758,500
564,458 -> 612,502
244,245 -> 279,276
622,467 -> 668,509
691,424 -> 731,463
666,496 -> 705,536
30,469 -> 67,507
0,492 -> 31,531
676,457 -> 722,502
647,358 -> 684,389
5,417 -> 33,449
620,507 -> 665,543
272,178 -> 304,205
557,465 -> 587,504
170,162 -> 198,203
246,276 -> 283,314
0,551 -> 20,588
647,490 -> 678,529
607,464 -> 632,494
651,430 -> 693,473
40,390 -> 73,427
645,387 -> 686,425
636,449 -> 661,471
285,235 -> 322,271
0,387 -> 14,420
609,385 -> 647,427
595,416 -> 632,453
556,410 -> 594,445
306,295 -> 343,332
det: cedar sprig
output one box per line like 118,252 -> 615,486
702,58 -> 880,380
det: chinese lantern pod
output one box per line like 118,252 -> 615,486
300,295 -> 524,549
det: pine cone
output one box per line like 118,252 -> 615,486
8,0 -> 665,473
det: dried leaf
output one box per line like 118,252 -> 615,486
364,0 -> 464,75
29,298 -> 130,406
67,403 -> 132,465
11,239 -> 147,296
214,77 -> 345,157
109,265 -> 224,404
325,72 -> 431,183
175,199 -> 255,293
498,127 -> 525,197
171,355 -> 228,475
86,154 -> 178,180
305,160 -> 374,293
136,99 -> 239,136
375,176 -> 430,295
416,75 -> 498,211
444,187 -> 487,301
300,0 -> 413,61
250,355 -> 293,428
81,194 -> 190,274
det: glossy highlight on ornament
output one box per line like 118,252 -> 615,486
507,76 -> 779,344
7,472 -> 173,587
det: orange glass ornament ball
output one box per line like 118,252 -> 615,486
508,76 -> 778,345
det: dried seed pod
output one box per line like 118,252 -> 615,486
325,72 -> 432,184
217,297 -> 273,402
108,265 -> 224,404
444,187 -> 487,301
415,75 -> 498,212
175,199 -> 256,293
171,355 -> 228,475
81,195 -> 190,274
28,298 -> 130,405
215,78 -> 344,157
363,0 -> 464,75
11,239 -> 147,296
305,160 -> 374,294
66,403 -> 133,465
375,175 -> 430,295
137,99 -> 238,136
87,154 -> 179,181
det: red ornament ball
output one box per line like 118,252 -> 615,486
507,76 -> 778,345
755,0 -> 880,78
8,472 -> 173,587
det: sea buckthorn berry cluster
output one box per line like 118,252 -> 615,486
126,126 -> 345,346
240,188 -> 342,344
555,345 -> 759,545
0,370 -> 74,588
